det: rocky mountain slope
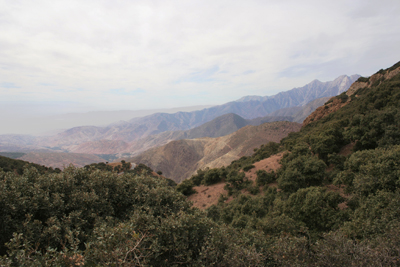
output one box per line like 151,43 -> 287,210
128,121 -> 301,182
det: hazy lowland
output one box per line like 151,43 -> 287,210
1,61 -> 400,265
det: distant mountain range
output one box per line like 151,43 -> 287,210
36,74 -> 359,146
236,75 -> 360,104
0,74 -> 360,168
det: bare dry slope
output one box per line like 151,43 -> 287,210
128,121 -> 301,183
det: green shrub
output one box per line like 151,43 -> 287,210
202,168 -> 226,185
243,164 -> 255,172
176,179 -> 196,196
256,170 -> 276,186
356,76 -> 370,83
274,187 -> 346,232
277,155 -> 326,193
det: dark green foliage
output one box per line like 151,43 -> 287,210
202,168 -> 225,185
208,188 -> 278,230
176,179 -> 196,196
198,225 -> 274,266
182,167 -> 227,189
356,76 -> 370,83
341,190 -> 400,239
335,145 -> 400,195
246,184 -> 259,195
126,162 -> 153,175
0,165 -> 277,266
0,155 -> 54,175
269,228 -> 400,266
338,91 -> 349,103
242,164 -> 255,172
327,152 -> 346,171
224,170 -> 249,195
190,168 -> 207,186
274,187 -> 346,232
256,170 -> 276,186
0,166 -> 191,255
309,124 -> 346,162
345,107 -> 400,151
250,141 -> 280,163
164,177 -> 177,187
277,155 -> 326,193
84,161 -> 113,171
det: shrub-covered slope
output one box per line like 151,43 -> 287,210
177,61 -> 400,265
0,154 -> 60,174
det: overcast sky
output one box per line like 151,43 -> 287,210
1,0 -> 400,117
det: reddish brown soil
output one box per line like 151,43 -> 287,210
188,183 -> 227,209
188,152 -> 284,210
244,152 -> 284,181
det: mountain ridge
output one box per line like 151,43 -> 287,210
33,74 -> 359,149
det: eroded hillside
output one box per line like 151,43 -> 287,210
129,121 -> 301,182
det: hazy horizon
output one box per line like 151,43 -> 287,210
1,0 -> 400,133
0,104 -> 215,135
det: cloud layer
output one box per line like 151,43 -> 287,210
1,0 -> 400,113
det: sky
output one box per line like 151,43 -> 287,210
1,0 -> 400,120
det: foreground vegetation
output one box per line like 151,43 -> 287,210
1,62 -> 400,266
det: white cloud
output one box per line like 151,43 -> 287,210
1,0 -> 400,114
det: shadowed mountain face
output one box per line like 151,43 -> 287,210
128,121 -> 302,183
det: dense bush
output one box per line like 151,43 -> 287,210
274,187 -> 346,232
0,155 -> 58,175
176,179 -> 196,196
277,155 -> 326,193
202,168 -> 226,185
334,145 -> 400,195
256,170 -> 276,186
242,164 -> 255,172
0,165 -> 279,266
224,170 -> 249,195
